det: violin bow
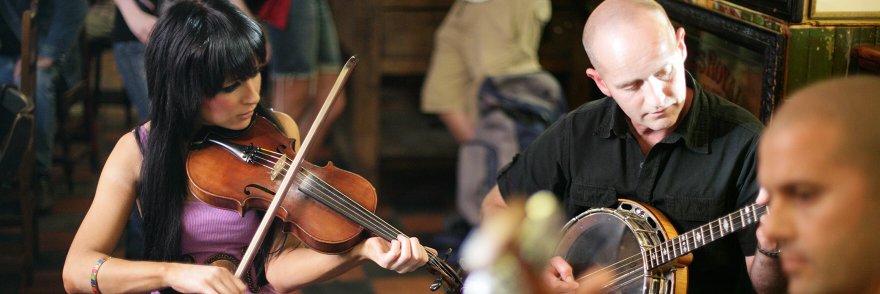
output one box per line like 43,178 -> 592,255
235,56 -> 358,279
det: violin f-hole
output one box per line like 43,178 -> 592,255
243,183 -> 275,197
275,143 -> 288,154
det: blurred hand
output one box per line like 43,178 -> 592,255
164,263 -> 247,294
543,256 -> 579,293
361,235 -> 432,273
577,267 -> 610,294
755,188 -> 779,251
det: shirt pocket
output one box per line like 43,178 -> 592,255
569,184 -> 618,213
655,195 -> 727,223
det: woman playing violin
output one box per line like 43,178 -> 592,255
62,1 -> 430,293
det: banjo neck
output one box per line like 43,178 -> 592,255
646,203 -> 767,270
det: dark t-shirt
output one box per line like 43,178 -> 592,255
112,0 -> 162,43
0,20 -> 19,56
497,74 -> 763,293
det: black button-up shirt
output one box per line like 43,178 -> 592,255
497,75 -> 763,293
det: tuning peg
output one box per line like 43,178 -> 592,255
430,278 -> 442,291
442,248 -> 453,261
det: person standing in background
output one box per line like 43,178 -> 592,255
421,0 -> 553,229
260,0 -> 346,162
0,0 -> 88,212
421,0 -> 551,145
110,0 -> 161,123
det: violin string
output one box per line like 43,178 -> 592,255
252,149 -> 406,240
248,150 -> 453,275
274,155 -> 452,272
281,156 -> 452,274
249,150 -> 402,240
215,145 -> 456,284
295,168 -> 454,272
247,152 -> 415,255
247,151 -> 395,237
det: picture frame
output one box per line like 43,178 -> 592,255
659,0 -> 786,123
723,0 -> 803,23
811,0 -> 880,19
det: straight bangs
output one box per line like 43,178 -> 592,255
199,8 -> 267,98
139,0 -> 270,265
145,0 -> 266,127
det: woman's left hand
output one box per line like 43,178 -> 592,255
361,235 -> 433,273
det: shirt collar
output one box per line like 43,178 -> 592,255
596,71 -> 711,154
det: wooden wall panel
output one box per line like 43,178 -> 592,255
381,11 -> 447,75
786,25 -> 880,95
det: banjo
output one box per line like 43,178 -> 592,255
556,199 -> 766,293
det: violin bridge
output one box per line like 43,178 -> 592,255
271,154 -> 287,181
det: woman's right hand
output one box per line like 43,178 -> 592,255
164,263 -> 247,294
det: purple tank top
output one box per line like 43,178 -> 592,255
135,126 -> 278,294
181,201 -> 276,293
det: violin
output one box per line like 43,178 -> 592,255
186,115 -> 464,293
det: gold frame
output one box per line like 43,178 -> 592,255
810,0 -> 880,19
659,0 -> 784,123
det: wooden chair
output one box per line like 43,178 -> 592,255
0,5 -> 40,287
0,85 -> 38,287
90,36 -> 135,128
55,30 -> 102,190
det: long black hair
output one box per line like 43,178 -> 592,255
139,0 -> 277,289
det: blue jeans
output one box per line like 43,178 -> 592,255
0,54 -> 59,178
266,0 -> 342,77
113,41 -> 150,122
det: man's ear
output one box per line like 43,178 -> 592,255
676,27 -> 687,62
586,68 -> 611,97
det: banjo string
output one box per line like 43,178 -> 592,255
575,206 -> 766,289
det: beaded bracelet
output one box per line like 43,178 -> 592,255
90,256 -> 112,294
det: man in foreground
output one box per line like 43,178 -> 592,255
758,75 -> 880,293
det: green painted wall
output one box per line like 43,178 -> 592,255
786,25 -> 879,95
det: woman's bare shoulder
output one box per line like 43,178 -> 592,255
102,126 -> 146,180
271,111 -> 300,142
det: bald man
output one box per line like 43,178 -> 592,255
480,0 -> 785,292
758,76 -> 880,293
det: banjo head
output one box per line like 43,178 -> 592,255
557,204 -> 672,294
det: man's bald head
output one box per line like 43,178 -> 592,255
767,76 -> 880,185
582,0 -> 676,71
